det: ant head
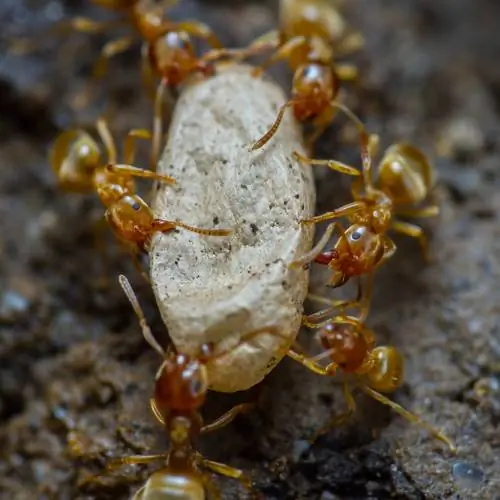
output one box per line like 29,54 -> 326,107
49,130 -> 101,192
378,143 -> 434,206
319,321 -> 368,373
292,63 -> 338,120
366,346 -> 404,393
154,353 -> 208,417
334,224 -> 385,276
149,30 -> 197,86
105,194 -> 154,246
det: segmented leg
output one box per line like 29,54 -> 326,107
361,386 -> 456,452
310,382 -> 357,443
201,403 -> 255,435
391,220 -> 430,262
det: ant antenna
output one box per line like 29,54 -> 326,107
118,274 -> 165,357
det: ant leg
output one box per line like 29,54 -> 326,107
149,398 -> 165,425
92,36 -> 136,80
289,222 -> 341,268
132,484 -> 147,500
203,29 -> 279,64
123,129 -> 152,165
209,325 -> 289,364
249,100 -> 296,151
96,117 -> 119,163
198,456 -> 254,495
361,386 -> 456,453
152,79 -> 168,170
357,272 -> 374,322
287,349 -> 337,376
107,454 -> 167,471
125,246 -> 151,284
373,236 -> 396,271
391,220 -> 431,262
201,403 -> 255,435
336,31 -> 365,56
395,206 -> 440,218
301,200 -> 366,224
335,63 -> 359,81
252,35 -> 308,78
305,106 -> 336,148
151,219 -> 232,237
173,20 -> 223,49
310,383 -> 357,443
118,274 -> 165,356
201,474 -> 221,500
9,17 -> 120,54
293,151 -> 360,176
105,163 -> 176,184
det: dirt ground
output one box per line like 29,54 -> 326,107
1,0 -> 500,499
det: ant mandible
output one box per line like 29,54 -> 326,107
50,117 -> 231,266
97,275 -> 284,499
290,133 -> 439,314
243,0 -> 365,151
288,311 -> 456,452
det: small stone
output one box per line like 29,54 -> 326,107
319,491 -> 340,500
452,461 -> 485,490
0,291 -> 30,323
292,440 -> 310,462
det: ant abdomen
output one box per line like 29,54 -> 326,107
50,130 -> 101,192
365,346 -> 404,393
377,144 -> 434,206
135,470 -> 205,500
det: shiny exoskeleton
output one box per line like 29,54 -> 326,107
246,0 -> 365,150
291,136 -> 439,319
105,276 -> 284,499
287,313 -> 455,451
50,119 -> 230,258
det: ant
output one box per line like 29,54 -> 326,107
241,0 -> 365,150
290,133 -> 439,316
50,117 -> 231,269
91,275 -> 285,498
287,310 -> 456,452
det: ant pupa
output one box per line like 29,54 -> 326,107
288,311 -> 456,452
86,275 -> 285,499
50,116 -> 231,269
290,133 -> 439,313
242,0 -> 365,150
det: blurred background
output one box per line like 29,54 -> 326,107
1,1 -> 500,498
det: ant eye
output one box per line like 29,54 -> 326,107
131,201 -> 141,211
351,231 -> 361,241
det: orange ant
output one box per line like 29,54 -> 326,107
95,275 -> 285,499
290,133 -> 439,314
50,117 -> 231,267
288,309 -> 456,452
240,0 -> 365,150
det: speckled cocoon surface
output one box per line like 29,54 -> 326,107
150,64 -> 316,392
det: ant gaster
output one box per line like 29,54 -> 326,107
288,310 -> 456,452
102,275 -> 285,499
240,0 -> 365,150
50,118 -> 231,263
291,133 -> 439,318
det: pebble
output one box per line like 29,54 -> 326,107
452,461 -> 485,491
